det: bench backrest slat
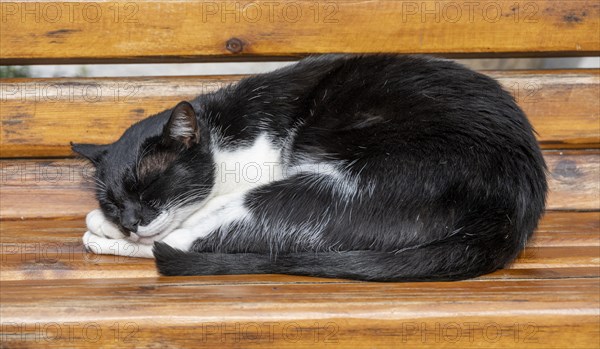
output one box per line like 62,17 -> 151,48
1,70 -> 598,158
1,0 -> 599,64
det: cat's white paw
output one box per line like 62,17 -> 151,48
86,209 -> 126,239
82,231 -> 154,258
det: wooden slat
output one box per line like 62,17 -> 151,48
511,246 -> 599,268
544,150 -> 600,210
1,70 -> 598,158
1,211 -> 597,281
1,277 -> 598,348
0,76 -> 238,157
1,151 -> 598,220
532,211 -> 600,246
1,0 -> 599,64
0,211 -> 595,245
2,211 -> 596,245
492,70 -> 600,149
1,244 -> 597,282
536,211 -> 599,235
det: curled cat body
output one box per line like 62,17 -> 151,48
73,54 -> 547,281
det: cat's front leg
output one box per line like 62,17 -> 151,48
83,209 -> 154,258
85,208 -> 126,239
158,193 -> 249,253
83,231 -> 154,258
125,195 -> 240,246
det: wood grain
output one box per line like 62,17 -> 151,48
1,211 -> 597,281
1,277 -> 598,348
532,211 -> 600,246
544,150 -> 600,211
3,211 -> 596,245
1,1 -> 599,64
1,151 -> 597,219
1,70 -> 598,158
1,243 -> 597,281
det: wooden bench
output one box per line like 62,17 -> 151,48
1,1 -> 598,347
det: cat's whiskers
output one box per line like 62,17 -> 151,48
169,191 -> 208,208
90,177 -> 108,191
166,189 -> 203,206
163,188 -> 210,211
168,193 -> 209,211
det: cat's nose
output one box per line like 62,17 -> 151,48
121,213 -> 141,233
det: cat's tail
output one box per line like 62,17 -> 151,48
153,239 -> 509,281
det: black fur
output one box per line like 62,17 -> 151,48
74,55 -> 547,281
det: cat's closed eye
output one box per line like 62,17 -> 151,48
142,198 -> 161,209
138,180 -> 162,207
102,201 -> 120,217
139,175 -> 160,192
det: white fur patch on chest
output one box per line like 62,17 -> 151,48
213,134 -> 284,195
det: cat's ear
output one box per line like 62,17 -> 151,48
71,142 -> 109,165
163,101 -> 199,148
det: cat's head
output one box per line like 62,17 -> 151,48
72,101 -> 214,240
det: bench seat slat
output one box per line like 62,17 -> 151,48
2,211 -> 597,245
1,212 -> 598,281
1,151 -> 598,219
0,276 -> 598,348
1,245 -> 597,281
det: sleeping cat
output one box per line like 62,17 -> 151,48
72,54 -> 547,281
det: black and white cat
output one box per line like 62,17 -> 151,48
72,55 -> 547,281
